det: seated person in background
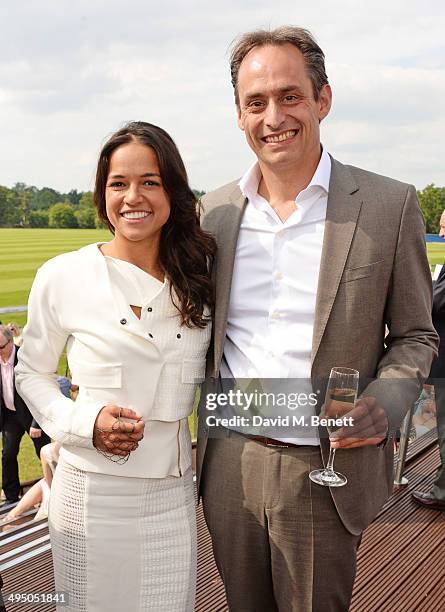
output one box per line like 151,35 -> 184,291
0,442 -> 60,528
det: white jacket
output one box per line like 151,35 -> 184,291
15,243 -> 211,477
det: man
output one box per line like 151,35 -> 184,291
0,325 -> 50,505
412,210 -> 445,511
197,26 -> 438,611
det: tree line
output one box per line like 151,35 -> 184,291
0,181 -> 443,232
0,183 -> 100,229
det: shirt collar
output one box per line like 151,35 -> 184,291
238,146 -> 331,202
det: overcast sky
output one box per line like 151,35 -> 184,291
1,0 -> 444,193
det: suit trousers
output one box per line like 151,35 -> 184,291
201,433 -> 361,612
1,408 -> 50,502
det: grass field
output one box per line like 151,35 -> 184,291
426,243 -> 445,266
0,228 -> 111,309
1,228 -> 445,483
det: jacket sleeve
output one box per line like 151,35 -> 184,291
15,264 -> 104,449
364,185 -> 438,434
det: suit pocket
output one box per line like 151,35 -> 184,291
70,360 -> 122,388
341,260 -> 383,283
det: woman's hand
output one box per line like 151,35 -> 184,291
93,405 -> 145,457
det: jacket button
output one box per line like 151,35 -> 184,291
148,333 -> 154,338
147,307 -> 152,312
120,318 -> 127,325
177,333 -> 181,339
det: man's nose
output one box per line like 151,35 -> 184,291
264,101 -> 285,130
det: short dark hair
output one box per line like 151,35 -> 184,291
230,26 -> 328,107
94,121 -> 216,328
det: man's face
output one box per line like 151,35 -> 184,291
236,43 -> 332,172
439,212 -> 445,238
0,333 -> 13,361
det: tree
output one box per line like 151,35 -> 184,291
28,210 -> 49,228
30,187 -> 61,210
418,185 -> 445,234
49,203 -> 78,228
79,191 -> 94,208
0,186 -> 10,225
76,207 -> 96,229
65,189 -> 82,206
3,189 -> 22,226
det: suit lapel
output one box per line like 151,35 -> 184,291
212,186 -> 247,376
312,157 -> 363,364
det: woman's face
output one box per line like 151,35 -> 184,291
105,140 -> 171,247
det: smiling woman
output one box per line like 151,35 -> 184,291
15,121 -> 216,611
101,141 -> 171,281
94,121 -> 214,327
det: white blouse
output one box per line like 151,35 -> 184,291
104,255 -> 186,477
15,243 -> 211,478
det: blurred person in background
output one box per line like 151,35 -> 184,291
412,209 -> 445,511
0,442 -> 60,529
0,324 -> 50,506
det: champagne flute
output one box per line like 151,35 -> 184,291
309,367 -> 359,487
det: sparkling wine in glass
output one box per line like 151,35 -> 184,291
309,367 -> 359,487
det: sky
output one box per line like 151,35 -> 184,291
1,0 -> 444,194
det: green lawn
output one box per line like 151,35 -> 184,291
427,243 -> 445,267
0,228 -> 111,308
1,229 -> 444,484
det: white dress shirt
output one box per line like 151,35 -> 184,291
221,148 -> 331,445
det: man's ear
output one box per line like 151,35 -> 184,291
318,83 -> 332,122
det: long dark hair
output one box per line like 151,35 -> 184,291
94,121 -> 215,328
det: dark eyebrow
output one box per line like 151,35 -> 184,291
244,85 -> 305,103
108,172 -> 161,179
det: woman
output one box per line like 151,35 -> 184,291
15,122 -> 215,611
0,442 -> 60,531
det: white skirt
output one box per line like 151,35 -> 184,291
49,457 -> 196,611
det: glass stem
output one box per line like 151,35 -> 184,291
325,447 -> 336,472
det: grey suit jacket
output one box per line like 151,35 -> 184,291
196,156 -> 438,535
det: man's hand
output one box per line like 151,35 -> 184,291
329,396 -> 388,449
29,427 -> 42,439
93,405 -> 145,456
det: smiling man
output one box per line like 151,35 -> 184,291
196,26 -> 438,611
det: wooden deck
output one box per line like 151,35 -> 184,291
1,432 -> 444,611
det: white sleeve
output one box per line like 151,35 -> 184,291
15,265 -> 103,448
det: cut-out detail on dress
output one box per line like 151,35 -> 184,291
130,305 -> 142,320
